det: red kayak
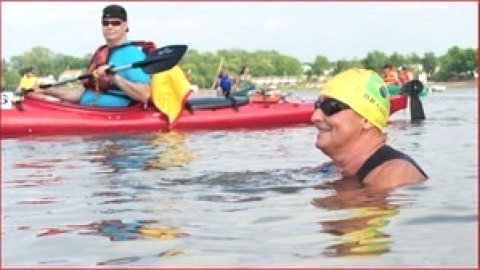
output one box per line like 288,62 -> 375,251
1,94 -> 407,138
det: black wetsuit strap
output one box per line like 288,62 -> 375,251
356,145 -> 427,181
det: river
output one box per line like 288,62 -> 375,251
1,89 -> 477,267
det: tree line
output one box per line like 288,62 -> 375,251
2,45 -> 477,89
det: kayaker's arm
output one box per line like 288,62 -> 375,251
94,64 -> 150,104
111,74 -> 150,104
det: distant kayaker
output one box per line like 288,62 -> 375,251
399,66 -> 414,85
311,68 -> 427,190
235,66 -> 256,94
216,71 -> 233,97
16,66 -> 38,95
37,4 -> 153,107
381,64 -> 400,86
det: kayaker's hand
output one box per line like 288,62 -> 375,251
95,65 -> 110,76
33,83 -> 46,94
95,65 -> 115,85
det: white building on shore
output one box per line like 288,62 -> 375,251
252,76 -> 300,87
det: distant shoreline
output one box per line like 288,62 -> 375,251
428,78 -> 477,90
195,78 -> 477,96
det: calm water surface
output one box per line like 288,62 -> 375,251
2,89 -> 477,267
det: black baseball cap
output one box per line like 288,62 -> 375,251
102,4 -> 127,21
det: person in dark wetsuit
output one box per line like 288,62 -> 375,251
311,68 -> 427,190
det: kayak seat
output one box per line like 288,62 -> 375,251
185,96 -> 249,114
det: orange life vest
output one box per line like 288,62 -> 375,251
82,41 -> 157,92
399,70 -> 413,84
249,92 -> 283,104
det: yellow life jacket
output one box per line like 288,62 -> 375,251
18,75 -> 38,91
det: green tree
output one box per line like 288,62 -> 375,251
421,52 -> 437,76
3,45 -> 478,89
405,53 -> 421,65
311,55 -> 330,76
2,69 -> 20,89
388,52 -> 405,68
2,58 -> 8,72
433,46 -> 477,80
332,59 -> 363,75
280,55 -> 303,76
8,46 -> 89,79
9,46 -> 56,77
361,51 -> 389,73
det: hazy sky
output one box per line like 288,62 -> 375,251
2,1 -> 477,62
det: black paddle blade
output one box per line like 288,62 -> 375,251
401,80 -> 424,96
137,45 -> 188,74
410,95 -> 425,120
401,80 -> 426,120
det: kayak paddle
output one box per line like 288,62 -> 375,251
39,44 -> 188,89
401,79 -> 426,120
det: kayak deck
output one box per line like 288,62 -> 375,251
2,96 -> 314,137
1,94 -> 408,138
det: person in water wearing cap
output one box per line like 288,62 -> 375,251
312,68 -> 427,190
37,4 -> 154,107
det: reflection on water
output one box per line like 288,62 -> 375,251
86,131 -> 195,171
312,165 -> 402,257
35,220 -> 188,266
2,90 -> 477,267
146,132 -> 195,170
319,206 -> 398,257
36,220 -> 189,242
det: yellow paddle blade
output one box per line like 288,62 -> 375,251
150,66 -> 193,129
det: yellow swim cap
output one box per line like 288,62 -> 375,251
321,68 -> 390,131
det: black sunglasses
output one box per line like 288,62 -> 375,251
102,20 -> 123,27
314,98 -> 350,116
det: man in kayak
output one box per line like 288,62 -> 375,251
311,68 -> 427,190
37,4 -> 152,107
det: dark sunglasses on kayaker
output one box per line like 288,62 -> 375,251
102,20 -> 123,27
314,97 -> 350,116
